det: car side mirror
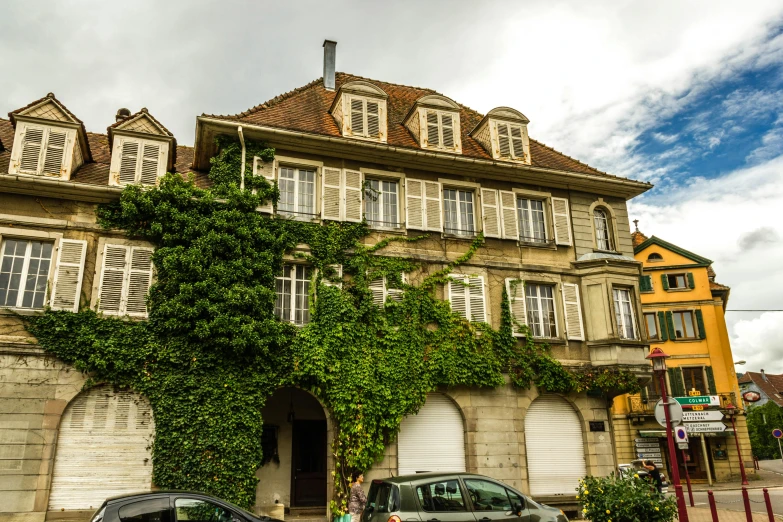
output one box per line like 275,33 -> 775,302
514,503 -> 523,517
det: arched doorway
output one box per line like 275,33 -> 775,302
48,385 -> 154,511
398,393 -> 466,475
524,394 -> 586,496
257,388 -> 328,510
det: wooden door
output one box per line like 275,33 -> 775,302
291,420 -> 327,506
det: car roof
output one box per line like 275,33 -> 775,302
105,491 -> 216,503
374,472 -> 496,485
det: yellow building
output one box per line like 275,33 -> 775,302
611,227 -> 752,484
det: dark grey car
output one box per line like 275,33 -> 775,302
361,472 -> 567,522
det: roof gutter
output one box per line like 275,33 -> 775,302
0,173 -> 123,203
195,117 -> 653,199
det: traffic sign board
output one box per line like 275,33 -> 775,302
773,429 -> 783,439
684,422 -> 727,433
682,411 -> 724,422
675,426 -> 689,444
655,398 -> 683,427
675,396 -> 721,407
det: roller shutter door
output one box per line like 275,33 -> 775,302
524,394 -> 586,496
48,385 -> 155,511
398,394 -> 465,475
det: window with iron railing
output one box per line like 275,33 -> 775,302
443,188 -> 475,237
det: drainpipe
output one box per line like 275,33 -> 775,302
238,126 -> 246,191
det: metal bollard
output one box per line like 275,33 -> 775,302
742,486 -> 753,522
764,488 -> 775,522
708,490 -> 719,522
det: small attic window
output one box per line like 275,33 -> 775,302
12,123 -> 73,177
349,96 -> 381,139
111,137 -> 167,186
647,253 -> 663,262
404,94 -> 462,154
425,110 -> 457,149
496,122 -> 525,160
330,81 -> 388,143
470,107 -> 531,164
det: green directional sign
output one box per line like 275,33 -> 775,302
674,396 -> 720,407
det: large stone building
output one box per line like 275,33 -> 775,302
0,42 -> 654,522
611,228 -> 752,485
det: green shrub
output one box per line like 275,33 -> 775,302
578,473 -> 677,522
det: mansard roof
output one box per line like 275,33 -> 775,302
202,72 -> 646,184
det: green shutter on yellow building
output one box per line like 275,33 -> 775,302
661,273 -> 669,291
665,311 -> 676,339
705,366 -> 717,395
658,311 -> 668,341
695,309 -> 706,339
687,272 -> 695,289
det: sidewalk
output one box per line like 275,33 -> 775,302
688,469 -> 783,492
687,507 -> 782,521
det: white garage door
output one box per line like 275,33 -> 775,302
398,393 -> 465,475
48,385 -> 155,511
524,394 -> 586,496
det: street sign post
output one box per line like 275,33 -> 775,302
682,411 -> 724,422
674,396 -> 721,407
676,426 -> 689,449
655,398 -> 684,427
773,429 -> 783,459
684,422 -> 727,433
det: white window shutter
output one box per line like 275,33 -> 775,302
350,98 -> 365,136
468,276 -> 487,323
343,169 -> 363,222
561,283 -> 584,340
322,264 -> 343,288
387,273 -> 406,302
505,278 -> 527,336
510,126 -> 525,158
254,157 -> 276,213
366,101 -> 380,137
50,239 -> 87,312
126,247 -> 154,317
139,143 -> 161,185
20,125 -> 44,173
499,190 -> 519,239
448,276 -> 468,320
98,245 -> 128,314
442,113 -> 455,148
321,168 -> 342,220
423,181 -> 443,232
119,140 -> 139,185
405,179 -> 424,230
551,197 -> 573,246
369,276 -> 386,305
480,188 -> 501,238
426,111 -> 439,147
43,130 -> 67,176
497,123 -> 511,158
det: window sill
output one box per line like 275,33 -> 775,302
517,239 -> 556,250
665,288 -> 692,292
672,338 -> 704,343
593,248 -> 620,255
367,225 -> 406,235
0,307 -> 45,316
276,212 -> 320,223
442,232 -> 479,241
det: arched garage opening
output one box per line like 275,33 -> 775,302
398,393 -> 466,475
524,394 -> 586,496
48,385 -> 154,512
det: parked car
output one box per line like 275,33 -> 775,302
88,491 -> 277,522
361,472 -> 568,522
618,460 -> 669,494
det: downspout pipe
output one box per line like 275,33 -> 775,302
238,125 -> 246,191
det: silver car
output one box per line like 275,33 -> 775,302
362,472 -> 568,522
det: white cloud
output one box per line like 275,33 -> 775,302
732,313 -> 783,373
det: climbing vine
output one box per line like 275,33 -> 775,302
27,136 -> 639,513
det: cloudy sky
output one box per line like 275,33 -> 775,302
2,0 -> 782,373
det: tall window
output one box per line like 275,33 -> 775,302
644,312 -> 659,340
517,198 -> 546,243
0,239 -> 53,309
525,283 -> 557,338
593,208 -> 614,251
365,179 -> 399,228
278,167 -> 315,217
682,367 -> 706,395
275,264 -> 311,325
673,311 -> 697,339
443,188 -> 475,236
613,288 -> 637,340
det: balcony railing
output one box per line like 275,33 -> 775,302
628,392 -> 738,415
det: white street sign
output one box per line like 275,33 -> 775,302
655,398 -> 684,427
678,442 -> 689,450
682,411 -> 724,422
684,422 -> 727,433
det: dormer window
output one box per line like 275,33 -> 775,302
426,110 -> 456,149
17,125 -> 68,176
496,122 -> 526,160
404,95 -> 462,154
107,108 -> 175,187
117,138 -> 165,186
329,81 -> 388,143
470,107 -> 531,164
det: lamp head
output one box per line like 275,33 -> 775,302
646,347 -> 670,372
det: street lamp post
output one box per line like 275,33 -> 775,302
647,348 -> 689,522
725,404 -> 749,486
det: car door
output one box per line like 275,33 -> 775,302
172,496 -> 241,522
413,477 -> 475,522
462,478 -> 529,522
116,497 -> 173,522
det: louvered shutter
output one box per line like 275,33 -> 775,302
510,126 -> 525,158
119,140 -> 139,185
468,276 -> 486,323
442,113 -> 455,148
661,274 -> 670,291
668,367 -> 685,397
43,130 -> 67,176
695,309 -> 706,339
665,311 -> 675,340
254,157 -> 276,213
98,245 -> 128,313
423,181 -> 443,232
505,278 -> 527,336
20,126 -> 44,173
50,239 -> 87,312
687,272 -> 695,289
561,283 -> 584,340
480,189 -> 501,238
499,190 -> 519,239
139,143 -> 160,185
639,275 -> 653,292
350,98 -> 365,136
551,197 -> 572,246
705,366 -> 717,394
497,123 -> 511,158
322,168 -> 342,221
344,169 -> 363,222
321,264 -> 343,288
369,276 -> 385,305
386,274 -> 405,303
405,179 -> 424,230
426,111 -> 439,147
126,247 -> 153,317
448,276 -> 468,320
366,101 -> 380,137
658,311 -> 668,341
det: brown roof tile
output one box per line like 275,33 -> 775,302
631,230 -> 649,248
205,72 -> 641,182
741,372 -> 783,407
